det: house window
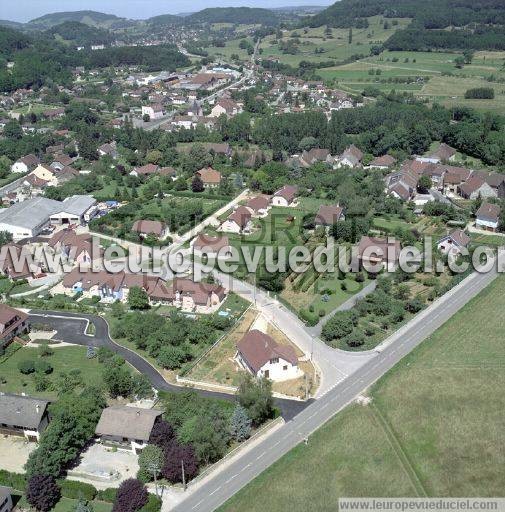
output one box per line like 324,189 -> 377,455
270,358 -> 279,364
283,365 -> 288,371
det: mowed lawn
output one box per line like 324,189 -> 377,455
0,345 -> 110,397
220,275 -> 505,511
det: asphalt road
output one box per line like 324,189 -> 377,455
171,269 -> 498,512
27,310 -> 309,421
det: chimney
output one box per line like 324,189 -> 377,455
36,404 -> 40,413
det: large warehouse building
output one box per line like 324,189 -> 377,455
0,196 -> 97,241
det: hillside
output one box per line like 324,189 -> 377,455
304,0 -> 505,51
307,0 -> 505,29
147,14 -> 183,26
187,7 -> 279,26
46,21 -> 113,47
28,10 -> 130,30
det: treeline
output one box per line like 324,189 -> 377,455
306,0 -> 505,29
385,26 -> 505,51
83,44 -> 189,71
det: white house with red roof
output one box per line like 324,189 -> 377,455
235,329 -> 302,381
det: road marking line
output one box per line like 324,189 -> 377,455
192,499 -> 204,509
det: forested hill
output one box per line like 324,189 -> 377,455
28,10 -> 131,30
304,0 -> 505,50
46,22 -> 114,47
147,14 -> 183,27
306,0 -> 505,28
186,7 -> 279,26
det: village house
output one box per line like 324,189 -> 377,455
149,277 -> 227,313
368,154 -> 397,170
200,143 -> 233,158
220,206 -> 253,234
437,229 -> 471,256
442,167 -> 472,195
357,236 -> 401,272
142,104 -> 164,120
31,163 -> 57,183
458,175 -> 497,200
299,148 -> 331,167
335,144 -> 363,168
191,234 -> 231,258
130,163 -> 159,177
10,154 -> 40,174
210,97 -> 242,118
475,202 -> 501,232
51,153 -> 75,170
417,143 -> 457,164
98,142 -> 118,159
271,185 -> 298,208
48,229 -> 99,265
384,169 -> 419,201
246,195 -> 271,217
314,204 -> 345,228
196,167 -> 221,189
0,304 -> 29,348
0,242 -> 41,281
0,393 -> 50,442
43,107 -> 65,120
132,219 -> 166,239
235,330 -> 301,381
59,268 -> 161,303
95,406 -> 162,454
472,170 -> 505,198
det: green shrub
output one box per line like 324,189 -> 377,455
318,309 -> 325,317
299,309 -> 318,326
34,360 -> 53,375
140,494 -> 162,512
18,359 -> 36,374
59,480 -> 97,501
97,488 -> 117,503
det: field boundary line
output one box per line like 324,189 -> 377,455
369,403 -> 428,497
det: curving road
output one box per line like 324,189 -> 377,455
27,309 -> 310,421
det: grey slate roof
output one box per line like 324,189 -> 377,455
0,393 -> 50,429
0,197 -> 62,230
95,406 -> 162,442
0,195 -> 96,230
60,195 -> 96,216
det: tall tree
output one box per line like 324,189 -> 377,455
112,479 -> 148,512
26,475 -> 61,512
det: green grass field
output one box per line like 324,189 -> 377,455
0,345 -> 116,398
220,275 -> 505,510
318,48 -> 505,113
259,16 -> 411,67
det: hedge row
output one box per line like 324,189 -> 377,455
59,480 -> 97,501
0,470 -> 27,491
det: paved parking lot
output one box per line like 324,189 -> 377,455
0,435 -> 36,472
68,442 -> 139,488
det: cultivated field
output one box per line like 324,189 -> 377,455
220,275 -> 505,510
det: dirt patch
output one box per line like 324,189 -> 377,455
0,435 -> 36,472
